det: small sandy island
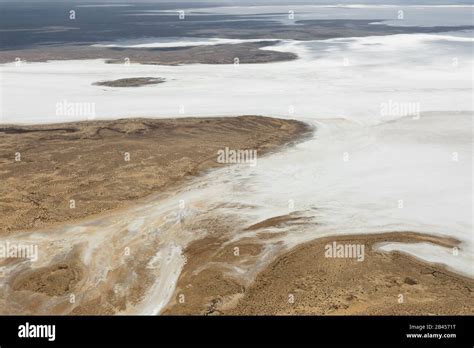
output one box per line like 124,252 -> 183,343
93,77 -> 165,87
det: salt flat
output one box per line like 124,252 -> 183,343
0,19 -> 472,313
1,31 -> 472,274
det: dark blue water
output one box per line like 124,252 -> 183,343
0,1 -> 472,50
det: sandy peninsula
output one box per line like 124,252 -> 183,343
163,232 -> 474,315
0,116 -> 310,235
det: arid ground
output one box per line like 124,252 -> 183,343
163,231 -> 473,315
0,116 -> 309,235
1,117 -> 472,315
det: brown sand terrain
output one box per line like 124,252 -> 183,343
164,232 -> 474,315
0,116 -> 310,234
1,116 -> 471,316
0,42 -> 296,65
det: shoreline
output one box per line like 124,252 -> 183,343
1,2 -> 472,320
